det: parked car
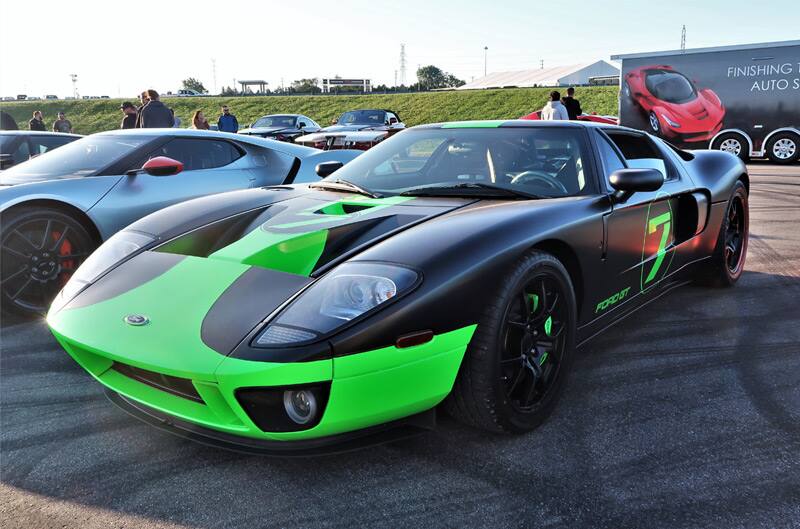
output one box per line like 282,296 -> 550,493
520,111 -> 618,124
45,95 -> 59,100
294,109 -> 405,150
47,120 -> 749,454
0,131 -> 82,170
176,89 -> 201,97
623,65 -> 725,144
239,114 -> 321,142
2,96 -> 16,101
0,129 -> 362,315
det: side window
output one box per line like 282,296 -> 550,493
11,139 -> 31,165
596,135 -> 627,184
31,136 -> 72,155
148,138 -> 242,171
604,131 -> 678,181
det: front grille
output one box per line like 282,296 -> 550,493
112,362 -> 204,404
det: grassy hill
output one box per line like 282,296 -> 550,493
0,86 -> 619,135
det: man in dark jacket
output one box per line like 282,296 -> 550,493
28,111 -> 46,131
138,90 -> 174,128
217,106 -> 239,133
120,102 -> 137,129
561,87 -> 582,120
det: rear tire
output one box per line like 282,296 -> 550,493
1,207 -> 95,317
445,251 -> 576,434
765,132 -> 799,164
695,180 -> 748,287
712,132 -> 750,162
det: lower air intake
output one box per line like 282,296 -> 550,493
112,362 -> 204,404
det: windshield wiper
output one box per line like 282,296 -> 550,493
400,182 -> 547,199
310,179 -> 382,198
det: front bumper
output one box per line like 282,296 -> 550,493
51,324 -> 475,448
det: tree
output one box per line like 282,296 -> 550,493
290,78 -> 321,94
181,77 -> 208,94
415,65 -> 465,90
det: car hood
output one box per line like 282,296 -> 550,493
48,190 -> 474,373
239,126 -> 295,135
320,124 -> 381,133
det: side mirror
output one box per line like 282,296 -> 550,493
315,161 -> 344,178
129,156 -> 184,177
331,119 -> 338,125
609,168 -> 663,198
298,122 -> 306,129
389,117 -> 398,125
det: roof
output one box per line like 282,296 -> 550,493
611,39 -> 800,60
457,61 -> 620,90
0,130 -> 82,138
96,128 -> 322,158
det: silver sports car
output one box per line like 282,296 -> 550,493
0,128 -> 361,315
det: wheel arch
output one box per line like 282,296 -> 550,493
1,199 -> 103,246
529,238 -> 584,317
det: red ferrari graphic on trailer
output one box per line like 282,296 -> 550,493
624,65 -> 725,143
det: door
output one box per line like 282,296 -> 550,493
595,130 -> 688,319
91,137 -> 253,236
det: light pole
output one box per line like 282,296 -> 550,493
69,74 -> 78,99
484,46 -> 488,77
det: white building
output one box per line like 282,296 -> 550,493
457,60 -> 620,90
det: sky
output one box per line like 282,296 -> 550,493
1,0 -> 798,98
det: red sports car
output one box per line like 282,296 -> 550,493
624,65 -> 725,143
520,111 -> 618,124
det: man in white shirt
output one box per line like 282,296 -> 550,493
540,90 -> 569,120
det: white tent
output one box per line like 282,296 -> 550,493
457,60 -> 619,90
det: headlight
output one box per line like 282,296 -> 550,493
661,114 -> 681,128
254,262 -> 419,347
50,230 -> 154,313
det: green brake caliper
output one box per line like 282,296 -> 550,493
527,293 -> 551,366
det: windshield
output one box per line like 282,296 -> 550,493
0,135 -> 151,183
337,110 -> 387,126
645,70 -> 697,104
325,126 -> 594,198
253,115 -> 297,128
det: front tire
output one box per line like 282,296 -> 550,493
648,111 -> 661,134
765,132 -> 799,164
696,180 -> 749,287
1,207 -> 94,316
445,251 -> 576,434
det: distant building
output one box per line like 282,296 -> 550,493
457,60 -> 620,90
321,78 -> 371,93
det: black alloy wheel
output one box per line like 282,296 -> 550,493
1,208 -> 93,316
500,274 -> 566,412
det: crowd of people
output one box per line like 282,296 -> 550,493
21,89 -> 241,134
19,86 -> 582,135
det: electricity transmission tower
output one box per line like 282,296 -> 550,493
681,25 -> 686,51
399,44 -> 407,86
69,74 -> 78,99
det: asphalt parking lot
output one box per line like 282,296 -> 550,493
1,162 -> 799,529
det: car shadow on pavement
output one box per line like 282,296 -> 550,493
1,270 -> 799,529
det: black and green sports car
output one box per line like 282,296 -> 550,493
48,120 -> 749,454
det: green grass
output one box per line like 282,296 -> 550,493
0,87 -> 619,135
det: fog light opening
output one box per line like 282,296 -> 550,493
283,389 -> 318,425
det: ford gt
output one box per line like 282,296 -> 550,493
47,120 -> 749,455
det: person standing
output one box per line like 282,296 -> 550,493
120,102 -> 137,129
540,91 -> 569,121
137,89 -> 174,128
191,110 -> 210,130
28,111 -> 46,131
562,86 -> 582,120
217,105 -> 238,133
134,91 -> 149,128
171,109 -> 181,128
53,112 -> 73,133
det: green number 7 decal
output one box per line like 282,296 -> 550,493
640,197 -> 674,291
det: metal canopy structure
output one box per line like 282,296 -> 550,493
457,60 -> 620,90
238,80 -> 268,94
